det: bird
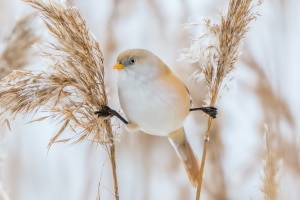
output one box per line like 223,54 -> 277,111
94,49 -> 216,185
111,48 -> 199,185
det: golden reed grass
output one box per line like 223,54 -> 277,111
0,13 -> 40,79
0,0 -> 119,199
243,49 -> 295,200
261,125 -> 279,200
180,0 -> 261,199
0,12 -> 41,200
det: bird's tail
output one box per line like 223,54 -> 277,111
168,128 -> 199,186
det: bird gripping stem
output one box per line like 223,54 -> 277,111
190,106 -> 217,118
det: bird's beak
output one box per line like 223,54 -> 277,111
113,63 -> 124,70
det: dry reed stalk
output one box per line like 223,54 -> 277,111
0,13 -> 40,79
180,0 -> 260,199
0,13 -> 41,200
243,50 -> 295,200
204,124 -> 228,200
244,56 -> 295,129
0,0 -> 119,199
247,58 -> 298,199
261,125 -> 278,200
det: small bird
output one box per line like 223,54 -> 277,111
95,49 -> 217,185
115,48 -> 200,185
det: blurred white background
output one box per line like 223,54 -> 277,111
1,0 -> 300,200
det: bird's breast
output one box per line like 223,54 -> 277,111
117,73 -> 190,136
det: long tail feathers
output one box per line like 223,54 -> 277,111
168,128 -> 199,186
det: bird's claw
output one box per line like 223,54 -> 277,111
200,106 -> 217,118
94,105 -> 113,118
190,106 -> 218,119
94,105 -> 129,124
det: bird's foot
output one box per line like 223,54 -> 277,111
190,106 -> 218,118
94,105 -> 128,124
94,105 -> 113,118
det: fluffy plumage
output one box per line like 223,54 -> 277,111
114,49 -> 199,185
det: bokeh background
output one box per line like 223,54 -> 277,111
1,0 -> 300,200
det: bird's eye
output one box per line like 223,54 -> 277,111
129,58 -> 136,64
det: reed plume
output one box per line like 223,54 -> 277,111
243,47 -> 294,200
0,0 -> 119,199
180,0 -> 261,199
1,0 -> 110,145
0,13 -> 40,79
0,12 -> 41,200
261,125 -> 279,200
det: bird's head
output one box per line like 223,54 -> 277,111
113,49 -> 170,79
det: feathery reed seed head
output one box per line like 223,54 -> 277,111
188,1 -> 261,198
261,124 -> 279,200
0,0 -> 112,147
180,0 -> 259,106
0,13 -> 40,79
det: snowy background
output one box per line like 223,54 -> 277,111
1,0 -> 300,200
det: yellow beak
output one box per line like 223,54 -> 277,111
113,63 -> 124,70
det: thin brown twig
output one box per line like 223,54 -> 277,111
104,120 -> 119,200
205,123 -> 228,200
